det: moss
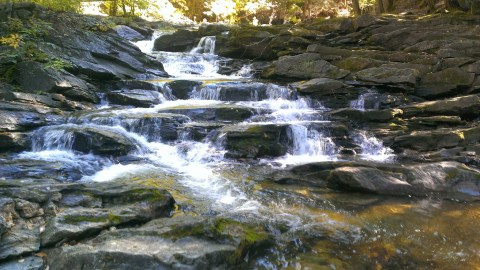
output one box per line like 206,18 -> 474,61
63,214 -> 109,225
108,212 -> 122,224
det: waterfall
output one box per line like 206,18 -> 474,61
190,36 -> 216,54
353,131 -> 393,161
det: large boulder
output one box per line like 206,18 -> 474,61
13,61 -> 99,103
262,53 -> 349,80
355,67 -> 420,91
221,124 -> 290,158
113,25 -> 145,41
46,216 -> 270,270
295,78 -> 347,96
0,110 -> 47,132
34,125 -> 140,156
106,89 -> 163,107
217,28 -> 275,59
402,95 -> 480,118
416,68 -> 476,98
153,29 -> 200,52
166,80 -> 203,100
392,129 -> 465,152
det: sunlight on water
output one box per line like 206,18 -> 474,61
354,131 -> 394,162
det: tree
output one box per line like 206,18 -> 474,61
352,0 -> 361,15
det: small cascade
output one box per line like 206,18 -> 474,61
133,30 -> 167,54
190,84 -> 221,100
350,91 -> 381,111
350,94 -> 366,111
288,125 -> 336,157
353,131 -> 394,161
190,36 -> 216,54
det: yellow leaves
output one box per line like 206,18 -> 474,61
0,33 -> 22,49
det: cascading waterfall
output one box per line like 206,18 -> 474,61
190,36 -> 216,54
353,130 -> 394,161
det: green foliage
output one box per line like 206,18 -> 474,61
0,33 -> 22,49
32,0 -> 82,12
44,58 -> 73,70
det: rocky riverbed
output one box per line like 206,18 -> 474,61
1,3 -> 480,269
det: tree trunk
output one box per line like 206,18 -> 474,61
110,0 -> 118,16
387,0 -> 395,11
121,0 -> 127,16
352,0 -> 361,15
377,0 -> 385,13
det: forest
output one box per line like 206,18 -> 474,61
3,0 -> 479,24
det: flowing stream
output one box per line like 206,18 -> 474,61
5,33 -> 480,268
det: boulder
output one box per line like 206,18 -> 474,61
13,61 -> 99,103
262,53 -> 349,80
222,124 -> 290,158
0,110 -> 47,132
41,185 -> 174,247
158,105 -> 254,122
46,216 -> 270,270
416,68 -> 475,98
295,78 -> 346,96
217,28 -> 275,59
193,82 -> 269,101
392,129 -> 465,152
355,14 -> 377,30
34,125 -> 139,156
327,161 -> 480,198
0,256 -> 44,270
166,80 -> 203,100
334,57 -> 385,72
355,67 -> 420,91
106,89 -> 163,107
0,132 -> 29,152
329,108 -> 403,123
402,95 -> 480,118
113,25 -> 145,41
153,29 -> 199,52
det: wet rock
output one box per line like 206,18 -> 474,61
195,82 -> 269,101
154,29 -> 199,52
295,78 -> 346,96
35,125 -> 139,156
0,110 -> 47,132
335,57 -> 384,72
402,95 -> 480,118
262,53 -> 349,80
416,68 -> 475,98
392,129 -> 465,152
106,89 -> 163,107
13,61 -> 99,103
114,25 -> 145,41
46,216 -> 270,270
0,132 -> 29,152
167,80 -> 203,100
159,105 -> 254,123
355,67 -> 420,91
327,161 -> 480,198
0,256 -> 44,270
41,184 -> 174,247
330,108 -> 403,123
78,112 -> 189,142
222,124 -> 290,158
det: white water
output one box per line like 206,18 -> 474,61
190,36 -> 216,54
353,131 -> 394,162
22,34 -> 393,216
133,30 -> 171,54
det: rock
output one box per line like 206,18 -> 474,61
106,89 -> 163,107
335,57 -> 384,72
41,183 -> 174,247
355,67 -> 420,91
166,80 -> 203,100
153,29 -> 199,52
327,161 -> 480,198
355,14 -> 377,30
222,124 -> 290,158
330,108 -> 403,123
14,199 -> 44,219
403,95 -> 480,118
114,25 -> 145,41
406,116 -> 464,128
392,129 -> 465,152
158,105 -> 254,123
295,78 -> 346,96
34,125 -> 139,156
13,61 -> 99,103
0,110 -> 47,132
0,132 -> 29,152
339,18 -> 355,33
0,256 -> 44,270
262,53 -> 349,80
80,112 -> 190,142
46,216 -> 270,270
416,68 -> 475,98
194,82 -> 269,101
217,28 -> 275,59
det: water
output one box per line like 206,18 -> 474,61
6,33 -> 480,269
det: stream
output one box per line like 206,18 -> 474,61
3,33 -> 480,269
